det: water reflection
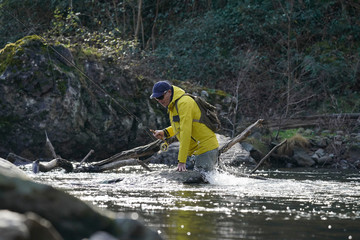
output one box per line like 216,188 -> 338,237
31,165 -> 360,240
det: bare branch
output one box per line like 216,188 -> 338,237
79,149 -> 95,166
250,139 -> 287,174
45,130 -> 57,159
219,119 -> 264,155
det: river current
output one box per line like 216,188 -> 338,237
31,165 -> 359,240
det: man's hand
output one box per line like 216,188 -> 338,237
176,162 -> 187,172
151,130 -> 165,140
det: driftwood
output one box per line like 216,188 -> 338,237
264,113 -> 359,129
219,119 -> 264,154
93,140 -> 162,167
74,140 -> 163,173
9,119 -> 268,182
39,158 -> 73,173
7,152 -> 74,173
84,119 -> 264,173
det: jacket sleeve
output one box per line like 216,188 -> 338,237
177,99 -> 194,163
163,126 -> 174,138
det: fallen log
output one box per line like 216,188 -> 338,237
8,119 -> 268,182
93,140 -> 162,167
263,113 -> 359,129
70,119 -> 266,176
6,153 -> 74,173
39,158 -> 73,173
75,158 -> 152,173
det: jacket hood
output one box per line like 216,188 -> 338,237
168,85 -> 185,109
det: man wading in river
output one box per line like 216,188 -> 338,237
150,81 -> 219,172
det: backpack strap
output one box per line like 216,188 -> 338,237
174,94 -> 185,115
174,94 -> 200,123
174,94 -> 201,144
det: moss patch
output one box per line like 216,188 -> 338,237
0,35 -> 44,73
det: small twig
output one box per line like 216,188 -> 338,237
79,149 -> 95,166
250,139 -> 287,174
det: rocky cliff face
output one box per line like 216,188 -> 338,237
0,35 -> 166,160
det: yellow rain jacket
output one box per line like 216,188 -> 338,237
163,86 -> 219,163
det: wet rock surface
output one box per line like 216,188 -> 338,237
0,210 -> 63,240
0,158 -> 162,240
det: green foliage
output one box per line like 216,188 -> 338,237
153,7 -> 245,86
44,7 -> 138,60
0,0 -> 60,48
319,93 -> 360,114
50,8 -> 82,36
0,0 -> 359,123
272,129 -> 300,140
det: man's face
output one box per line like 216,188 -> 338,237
155,90 -> 172,108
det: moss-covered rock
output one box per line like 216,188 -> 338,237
0,36 -> 165,160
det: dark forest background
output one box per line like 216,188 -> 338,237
1,0 -> 359,124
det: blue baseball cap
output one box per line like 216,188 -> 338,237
150,81 -> 172,99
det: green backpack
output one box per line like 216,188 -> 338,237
175,93 -> 221,132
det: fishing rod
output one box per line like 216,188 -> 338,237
0,6 -> 157,142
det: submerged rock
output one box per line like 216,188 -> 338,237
156,169 -> 207,184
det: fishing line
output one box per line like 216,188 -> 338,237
0,6 -> 156,141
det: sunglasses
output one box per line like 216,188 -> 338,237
155,90 -> 168,100
156,95 -> 165,100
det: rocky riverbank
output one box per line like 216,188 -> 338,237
1,35 -> 358,171
242,128 -> 360,170
151,129 -> 360,171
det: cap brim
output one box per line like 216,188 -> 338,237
150,92 -> 163,99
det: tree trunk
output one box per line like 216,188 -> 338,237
134,0 -> 142,40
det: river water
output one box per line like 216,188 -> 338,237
31,165 -> 360,240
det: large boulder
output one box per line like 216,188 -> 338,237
0,157 -> 30,180
0,35 -> 163,160
0,158 -> 162,240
